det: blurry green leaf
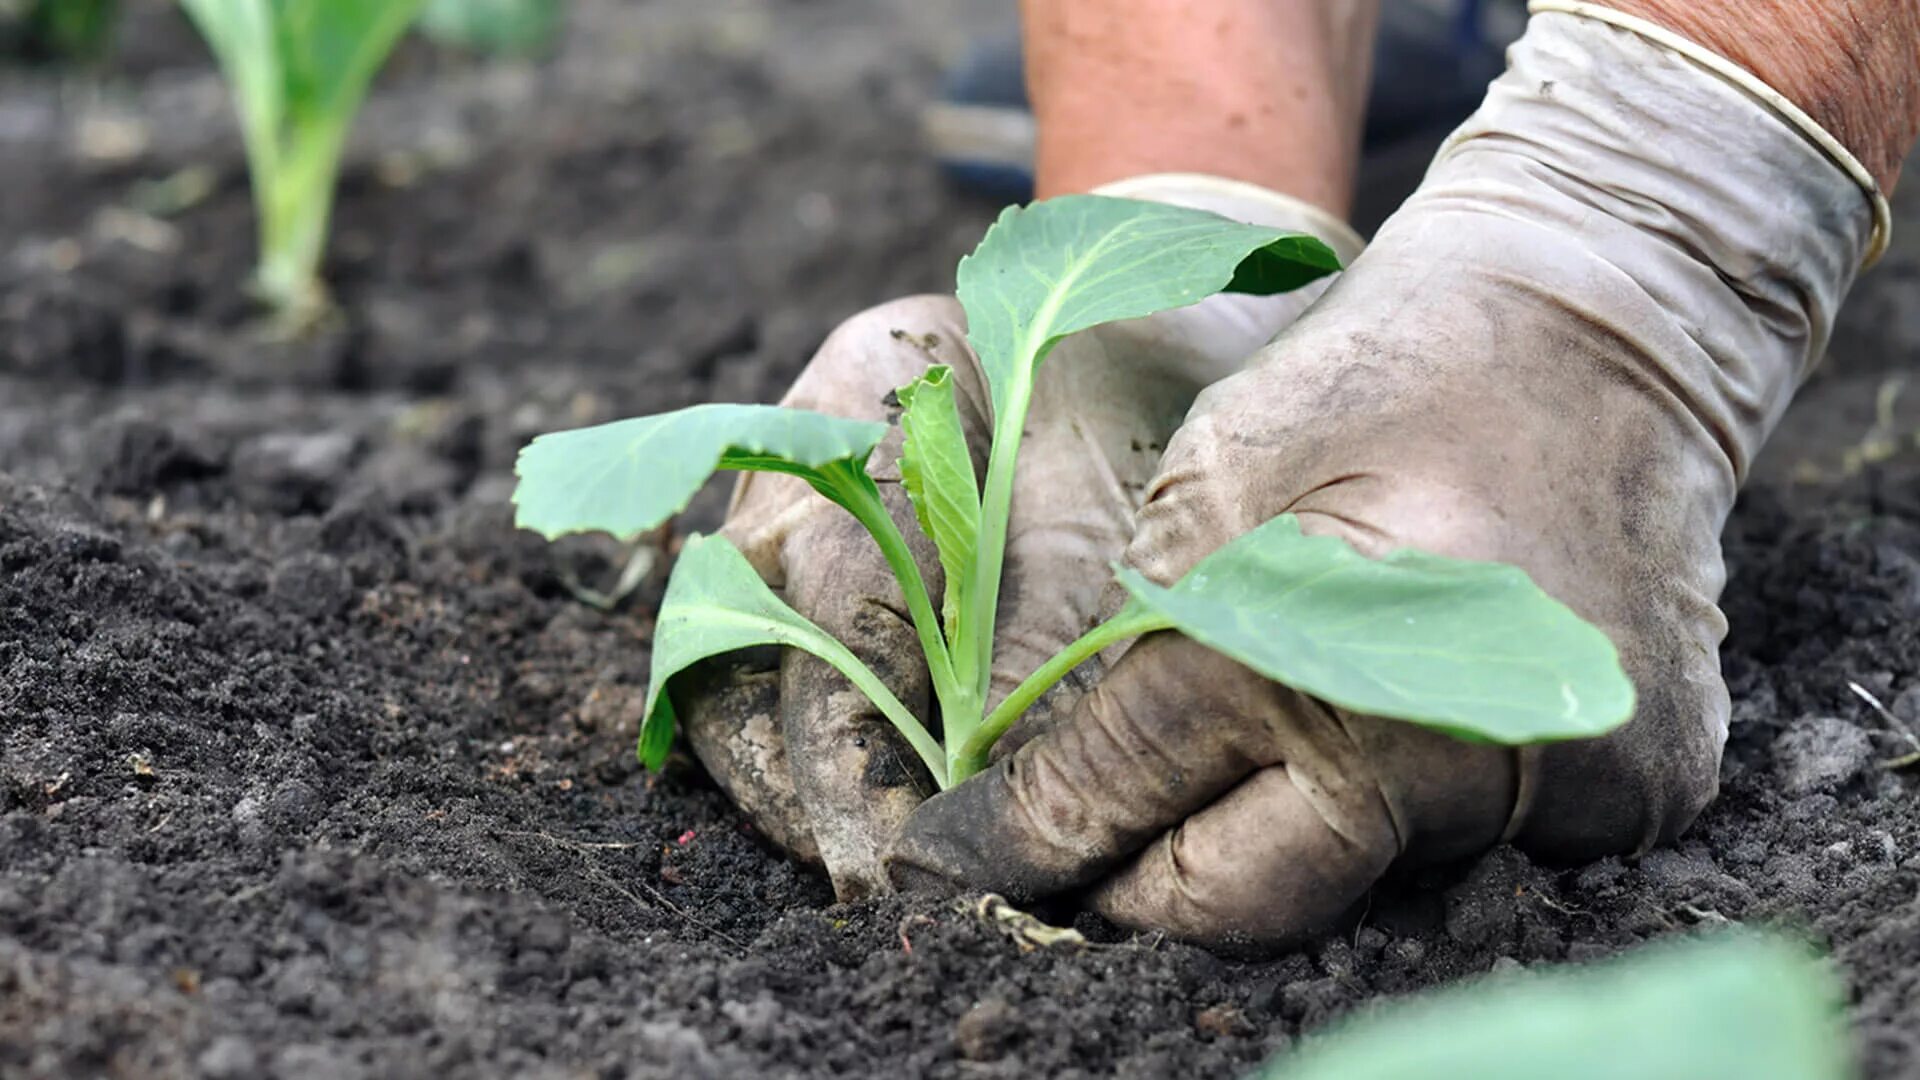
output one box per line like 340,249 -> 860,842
512,403 -> 888,543
1117,515 -> 1635,743
1261,934 -> 1849,1080
20,0 -> 118,60
897,365 -> 980,641
417,0 -> 557,55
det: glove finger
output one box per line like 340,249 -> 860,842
677,655 -> 817,864
779,495 -> 939,899
888,632 -> 1287,900
1086,763 -> 1395,951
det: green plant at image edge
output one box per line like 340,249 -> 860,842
1257,933 -> 1850,1080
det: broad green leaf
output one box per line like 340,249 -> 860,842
955,195 -> 1341,422
896,365 -> 980,641
640,534 -> 942,782
1116,515 -> 1634,743
512,404 -> 888,543
418,0 -> 558,55
1261,933 -> 1847,1080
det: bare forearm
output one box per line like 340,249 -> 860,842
1020,0 -> 1379,213
1608,0 -> 1920,190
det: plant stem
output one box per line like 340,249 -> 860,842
790,623 -> 949,789
255,114 -> 350,323
948,603 -> 1171,783
833,467 -> 975,755
955,379 -> 1031,712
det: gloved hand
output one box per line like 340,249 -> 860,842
678,176 -> 1365,898
886,9 -> 1882,947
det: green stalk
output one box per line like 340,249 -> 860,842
947,397 -> 1025,764
784,620 -> 948,789
832,466 -> 975,770
254,113 -> 351,321
953,233 -> 1115,737
949,604 -> 1170,783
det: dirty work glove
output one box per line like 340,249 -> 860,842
677,176 -> 1363,898
887,8 -> 1886,946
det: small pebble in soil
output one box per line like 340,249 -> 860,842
1193,1003 -> 1254,1039
196,1035 -> 262,1080
955,997 -> 1021,1062
1774,716 -> 1875,795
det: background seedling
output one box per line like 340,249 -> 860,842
514,194 -> 1636,788
180,0 -> 428,323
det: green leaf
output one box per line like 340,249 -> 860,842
952,195 -> 1342,708
640,534 -> 944,783
512,403 -> 889,543
1115,515 -> 1635,743
955,194 -> 1340,423
1262,933 -> 1848,1080
418,0 -> 558,55
896,366 -> 980,641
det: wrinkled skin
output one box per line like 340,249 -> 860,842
690,13 -> 1875,944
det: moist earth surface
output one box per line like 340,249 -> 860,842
4,2 -> 1920,1077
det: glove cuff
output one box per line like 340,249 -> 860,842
1092,172 -> 1367,265
1524,0 -> 1891,267
1407,9 -> 1875,476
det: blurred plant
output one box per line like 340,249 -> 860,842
0,0 -> 119,61
179,0 -> 428,324
1259,933 -> 1850,1080
418,0 -> 557,56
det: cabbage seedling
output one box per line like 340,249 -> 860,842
179,0 -> 428,322
514,195 -> 1635,788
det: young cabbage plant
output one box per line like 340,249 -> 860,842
179,0 -> 428,322
514,194 -> 1636,789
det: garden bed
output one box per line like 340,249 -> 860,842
3,1 -> 1920,1076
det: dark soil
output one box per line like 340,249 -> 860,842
5,2 -> 1920,1078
